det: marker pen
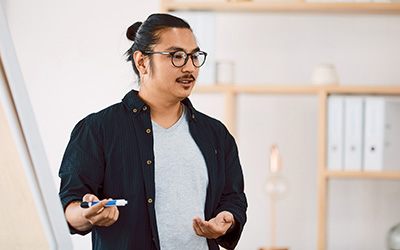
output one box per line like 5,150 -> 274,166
80,199 -> 128,208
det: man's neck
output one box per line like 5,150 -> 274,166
138,88 -> 184,129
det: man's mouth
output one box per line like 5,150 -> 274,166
177,79 -> 193,84
176,75 -> 196,85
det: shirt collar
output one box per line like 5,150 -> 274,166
181,97 -> 197,122
121,90 -> 197,122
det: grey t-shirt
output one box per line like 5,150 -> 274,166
152,105 -> 209,250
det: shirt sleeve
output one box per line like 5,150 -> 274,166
215,128 -> 248,250
58,114 -> 106,235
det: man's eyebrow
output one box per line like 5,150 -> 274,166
166,46 -> 200,53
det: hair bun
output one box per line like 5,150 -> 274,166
126,22 -> 142,41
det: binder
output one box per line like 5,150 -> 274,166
343,96 -> 364,171
363,97 -> 400,171
327,95 -> 345,170
384,99 -> 400,171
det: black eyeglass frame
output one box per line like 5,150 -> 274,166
144,50 -> 208,68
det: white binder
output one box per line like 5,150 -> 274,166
327,95 -> 345,170
363,97 -> 400,171
343,96 -> 364,171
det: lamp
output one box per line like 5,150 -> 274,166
260,145 -> 289,250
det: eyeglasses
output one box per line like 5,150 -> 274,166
144,50 -> 207,68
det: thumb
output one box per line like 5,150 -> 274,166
83,194 -> 99,202
223,215 -> 232,223
222,212 -> 234,225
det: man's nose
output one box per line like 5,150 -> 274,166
181,56 -> 196,72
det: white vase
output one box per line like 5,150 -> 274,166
311,63 -> 339,85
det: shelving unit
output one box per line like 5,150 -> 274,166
193,84 -> 400,250
161,0 -> 400,14
163,1 -> 400,249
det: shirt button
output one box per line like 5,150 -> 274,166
148,198 -> 153,204
146,129 -> 151,134
192,114 -> 195,119
147,160 -> 152,165
132,108 -> 137,113
143,106 -> 148,111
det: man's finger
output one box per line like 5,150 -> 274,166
91,206 -> 117,226
112,207 -> 119,223
192,219 -> 203,236
95,211 -> 112,226
223,214 -> 233,224
105,206 -> 118,223
83,199 -> 107,218
197,219 -> 215,237
82,194 -> 91,202
194,218 -> 210,236
82,194 -> 99,202
96,198 -> 113,214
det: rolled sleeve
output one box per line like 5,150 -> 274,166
58,115 -> 106,234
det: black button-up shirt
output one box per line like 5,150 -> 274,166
59,90 -> 247,250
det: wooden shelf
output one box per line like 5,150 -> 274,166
194,84 -> 320,94
163,1 -> 400,14
325,170 -> 400,179
324,85 -> 400,94
193,84 -> 400,95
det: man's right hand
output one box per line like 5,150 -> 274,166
81,194 -> 120,227
65,194 -> 119,232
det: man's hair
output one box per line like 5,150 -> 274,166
125,13 -> 192,83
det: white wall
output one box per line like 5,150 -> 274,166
3,0 -> 400,249
215,13 -> 400,86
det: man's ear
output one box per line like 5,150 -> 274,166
133,50 -> 148,75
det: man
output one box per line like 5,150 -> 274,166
59,13 -> 247,250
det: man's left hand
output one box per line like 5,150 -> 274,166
192,211 -> 234,239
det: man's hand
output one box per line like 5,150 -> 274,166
81,194 -> 119,227
65,194 -> 120,232
192,211 -> 235,239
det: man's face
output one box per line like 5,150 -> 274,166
145,28 -> 200,101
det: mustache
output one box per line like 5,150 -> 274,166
176,74 -> 196,81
